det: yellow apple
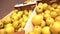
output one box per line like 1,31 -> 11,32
48,5 -> 52,10
1,16 -> 12,23
17,11 -> 23,18
24,10 -> 29,16
21,22 -> 26,28
6,16 -> 12,22
49,7 -> 55,11
32,15 -> 43,25
23,14 -> 27,19
12,12 -> 17,16
57,5 -> 60,9
52,3 -> 57,8
42,3 -> 48,10
42,26 -> 51,34
36,6 -> 43,13
41,20 -> 46,27
5,23 -> 12,28
44,10 -> 50,14
50,21 -> 60,34
0,29 -> 6,34
18,28 -> 23,32
19,18 -> 23,24
55,9 -> 60,16
5,27 -> 14,34
50,11 -> 57,18
38,3 -> 43,6
13,16 -> 18,21
1,18 -> 6,23
13,9 -> 18,13
18,11 -> 23,15
55,9 -> 60,13
44,13 -> 51,19
24,17 -> 28,22
23,15 -> 28,22
13,21 -> 19,28
46,18 -> 54,26
33,26 -> 42,34
29,31 -> 35,34
55,16 -> 60,22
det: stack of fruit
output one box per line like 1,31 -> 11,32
0,9 -> 33,34
28,3 -> 60,34
0,2 -> 60,34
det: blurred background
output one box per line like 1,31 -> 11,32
0,0 -> 25,19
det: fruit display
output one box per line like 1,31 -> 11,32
0,9 -> 33,34
28,2 -> 60,34
0,1 -> 60,34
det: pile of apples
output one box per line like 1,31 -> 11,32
0,9 -> 32,34
0,2 -> 60,34
28,3 -> 60,34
